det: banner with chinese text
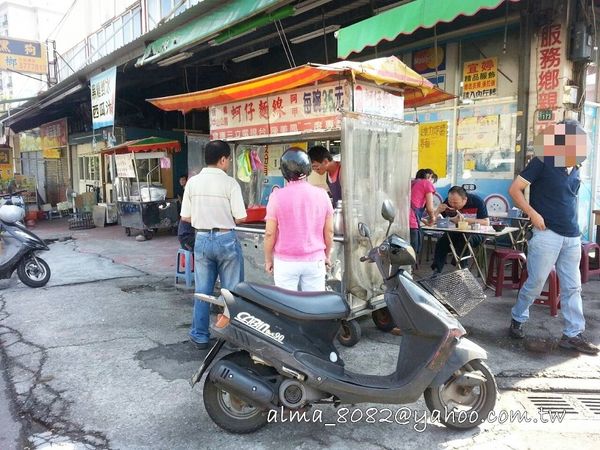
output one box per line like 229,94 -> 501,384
209,81 -> 350,140
90,66 -> 117,129
535,23 -> 563,129
462,58 -> 497,99
0,37 -> 48,74
456,115 -> 499,150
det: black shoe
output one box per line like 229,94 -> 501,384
509,319 -> 524,339
189,337 -> 216,350
558,334 -> 599,355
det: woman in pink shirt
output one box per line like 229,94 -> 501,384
264,148 -> 334,291
410,169 -> 437,253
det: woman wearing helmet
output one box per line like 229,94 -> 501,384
264,147 -> 334,291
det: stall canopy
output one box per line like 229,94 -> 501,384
100,137 -> 181,154
147,56 -> 454,112
337,0 -> 521,59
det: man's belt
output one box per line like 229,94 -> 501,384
196,228 -> 233,232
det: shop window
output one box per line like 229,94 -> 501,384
135,158 -> 161,183
132,7 -> 142,39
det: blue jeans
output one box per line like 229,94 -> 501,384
190,231 -> 244,344
512,228 -> 585,337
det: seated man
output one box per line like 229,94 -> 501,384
431,186 -> 490,273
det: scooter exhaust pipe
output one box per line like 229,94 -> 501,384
208,360 -> 277,409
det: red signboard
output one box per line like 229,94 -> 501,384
40,118 -> 68,150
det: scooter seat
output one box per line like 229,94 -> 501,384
232,282 -> 349,320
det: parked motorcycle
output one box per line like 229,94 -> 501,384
0,204 -> 51,287
191,200 -> 497,433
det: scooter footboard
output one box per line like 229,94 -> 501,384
429,338 -> 488,387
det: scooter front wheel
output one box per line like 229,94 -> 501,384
17,256 -> 51,288
424,359 -> 497,430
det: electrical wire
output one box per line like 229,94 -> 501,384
274,20 -> 296,68
45,0 -> 79,40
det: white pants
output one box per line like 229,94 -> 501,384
273,258 -> 326,292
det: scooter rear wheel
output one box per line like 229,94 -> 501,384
203,352 -> 274,434
424,359 -> 497,430
17,256 -> 51,288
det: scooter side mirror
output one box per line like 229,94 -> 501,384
381,200 -> 396,223
358,222 -> 371,238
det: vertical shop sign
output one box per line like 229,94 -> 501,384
536,24 -> 562,124
418,121 -> 448,178
90,66 -> 117,129
462,58 -> 497,99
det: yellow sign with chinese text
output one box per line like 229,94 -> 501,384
418,121 -> 448,178
463,57 -> 497,99
0,37 -> 48,75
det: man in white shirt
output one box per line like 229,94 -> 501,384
180,140 -> 247,349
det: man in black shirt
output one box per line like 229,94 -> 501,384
431,186 -> 489,273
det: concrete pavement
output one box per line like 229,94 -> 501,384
0,218 -> 599,449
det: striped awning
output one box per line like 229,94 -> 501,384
147,56 -> 454,113
337,0 -> 521,59
100,137 -> 181,154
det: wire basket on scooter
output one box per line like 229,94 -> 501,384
418,269 -> 486,316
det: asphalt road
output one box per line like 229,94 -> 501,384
1,236 -> 599,449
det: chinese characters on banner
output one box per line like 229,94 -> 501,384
536,24 -> 562,126
0,37 -> 48,74
418,121 -> 448,178
209,81 -> 350,140
354,83 -> 404,119
90,66 -> 117,129
40,118 -> 68,159
115,154 -> 136,178
462,58 -> 497,99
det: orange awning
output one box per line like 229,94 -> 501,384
147,56 -> 455,113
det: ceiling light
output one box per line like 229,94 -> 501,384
290,25 -> 340,44
156,52 -> 193,67
293,0 -> 333,15
231,48 -> 269,63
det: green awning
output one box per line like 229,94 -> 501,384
137,0 -> 291,66
337,0 -> 520,59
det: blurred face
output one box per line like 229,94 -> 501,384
179,177 -> 187,187
311,160 -> 328,175
447,192 -> 467,210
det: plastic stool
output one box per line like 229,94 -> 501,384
580,242 -> 600,283
486,248 -> 527,297
519,267 -> 561,317
175,249 -> 194,287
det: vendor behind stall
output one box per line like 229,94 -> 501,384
308,145 -> 342,206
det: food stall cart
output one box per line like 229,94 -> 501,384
102,137 -> 181,239
148,57 -> 453,345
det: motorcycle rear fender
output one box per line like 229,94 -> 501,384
428,337 -> 488,387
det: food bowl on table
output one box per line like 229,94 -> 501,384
492,223 -> 506,232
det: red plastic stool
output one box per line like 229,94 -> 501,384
519,267 -> 561,317
580,242 -> 600,283
486,248 -> 527,297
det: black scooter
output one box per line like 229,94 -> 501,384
191,200 -> 496,433
0,207 -> 51,287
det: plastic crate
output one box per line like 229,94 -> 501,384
69,212 -> 96,230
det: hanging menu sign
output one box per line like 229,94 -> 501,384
209,81 -> 350,140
